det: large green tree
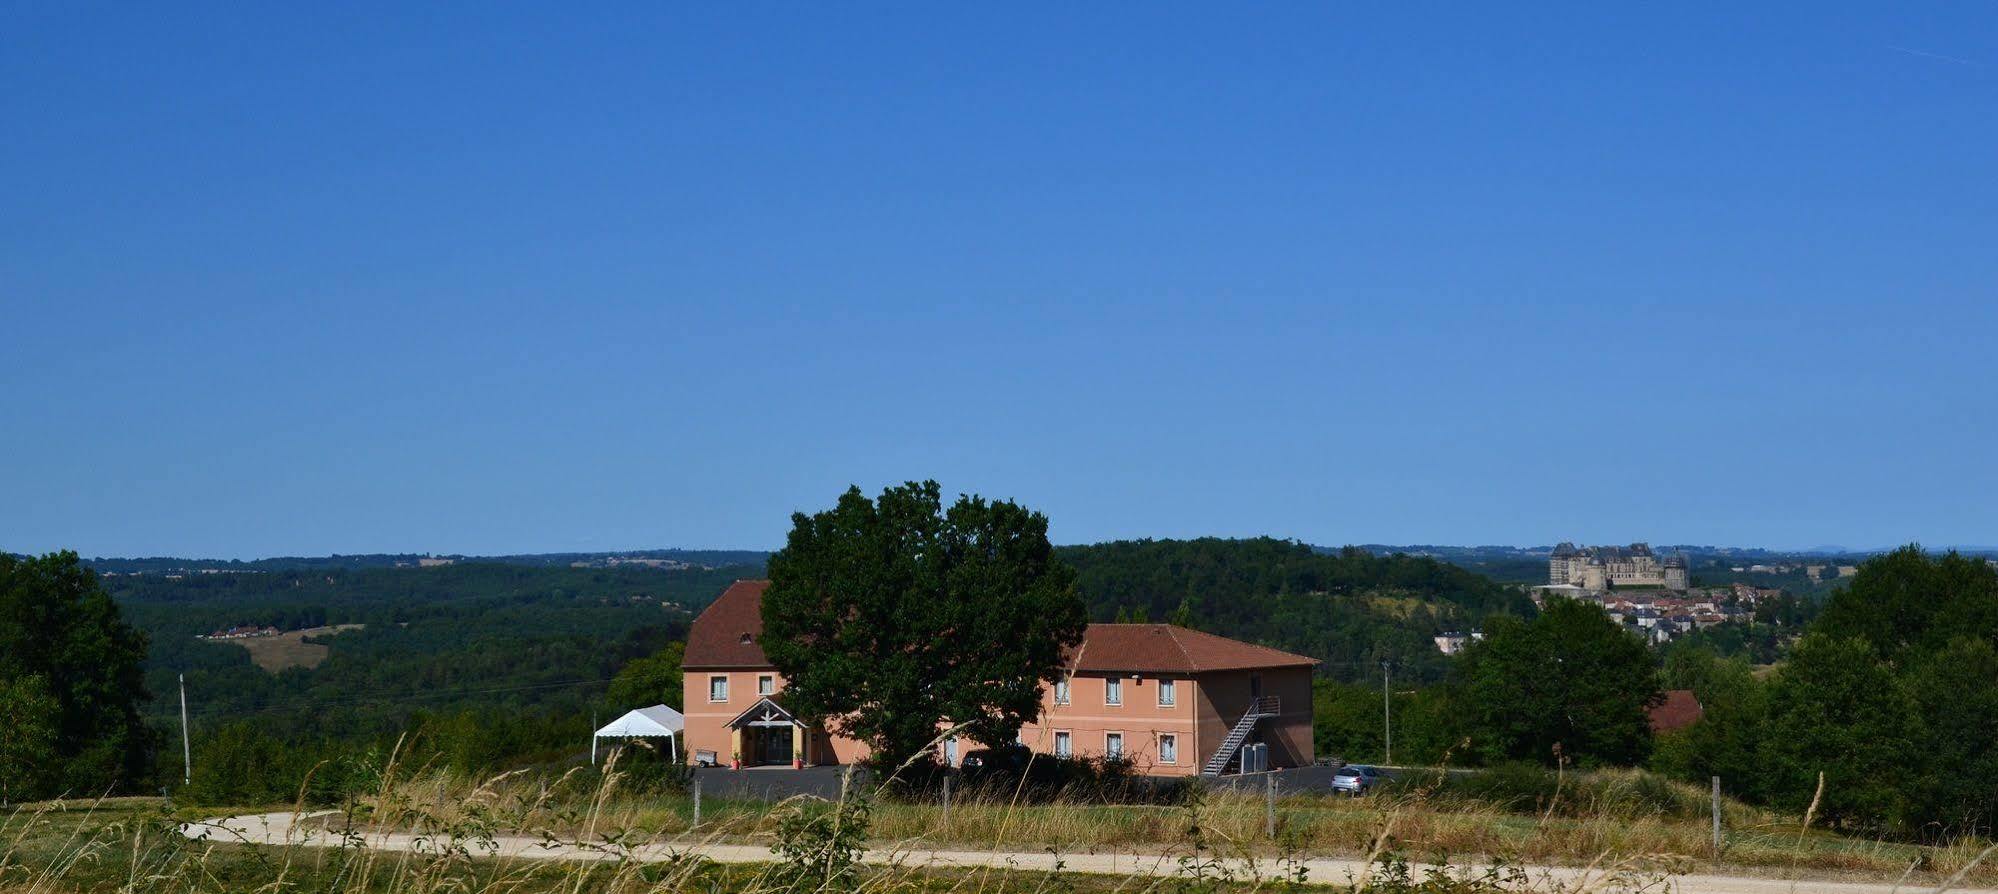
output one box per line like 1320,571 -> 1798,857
606,641 -> 685,710
1758,634 -> 1917,831
1904,637 -> 1998,835
0,551 -> 153,796
760,482 -> 1088,769
0,675 -> 60,803
1453,596 -> 1660,767
1813,545 -> 1998,663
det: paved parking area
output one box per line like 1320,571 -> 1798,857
687,764 -> 1361,802
689,765 -> 864,801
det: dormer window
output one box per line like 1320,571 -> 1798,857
740,633 -> 753,645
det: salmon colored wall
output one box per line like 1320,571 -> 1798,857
1018,672 -> 1202,776
679,668 -> 871,766
682,664 -> 1312,774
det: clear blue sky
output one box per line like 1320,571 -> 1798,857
4,4 -> 1994,558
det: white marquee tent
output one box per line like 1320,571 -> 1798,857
592,704 -> 685,764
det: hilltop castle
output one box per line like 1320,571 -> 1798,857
1549,543 -> 1688,591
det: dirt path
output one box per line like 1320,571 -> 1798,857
180,811 -> 1996,894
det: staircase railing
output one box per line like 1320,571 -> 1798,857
1200,696 -> 1284,776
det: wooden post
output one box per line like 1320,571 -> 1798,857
1265,773 -> 1277,839
1710,776 -> 1722,861
179,674 -> 192,786
942,775 -> 952,826
692,776 -> 703,829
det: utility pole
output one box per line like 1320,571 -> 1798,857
178,673 -> 192,786
1381,660 -> 1392,765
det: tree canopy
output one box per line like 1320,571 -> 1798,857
1813,545 -> 1998,663
606,641 -> 685,711
0,550 -> 153,797
1454,596 -> 1660,767
760,482 -> 1088,768
1058,538 -> 1534,683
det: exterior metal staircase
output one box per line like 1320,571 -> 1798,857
1200,696 -> 1280,777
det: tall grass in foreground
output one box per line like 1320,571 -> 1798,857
367,760 -> 1998,884
1,745 -> 1983,893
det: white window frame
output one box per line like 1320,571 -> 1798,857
708,675 -> 729,703
1105,731 -> 1124,759
1105,677 -> 1123,706
1054,679 -> 1070,705
1157,678 -> 1176,707
758,674 -> 775,696
1053,730 -> 1072,758
1158,732 -> 1178,764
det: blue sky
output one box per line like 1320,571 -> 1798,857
3,4 -> 1994,558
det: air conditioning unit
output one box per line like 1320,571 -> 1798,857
1240,743 -> 1269,774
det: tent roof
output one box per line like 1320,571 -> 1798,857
595,704 -> 685,738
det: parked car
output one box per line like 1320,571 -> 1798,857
959,743 -> 1035,778
1330,764 -> 1392,795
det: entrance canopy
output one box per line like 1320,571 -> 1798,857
593,704 -> 685,763
726,697 -> 803,729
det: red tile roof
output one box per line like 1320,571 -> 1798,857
1648,689 -> 1704,733
683,581 -> 1319,675
1070,623 -> 1318,674
682,580 -> 772,668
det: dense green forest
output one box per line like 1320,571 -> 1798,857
18,534 -> 1980,841
55,537 -> 1533,799
1058,538 -> 1535,683
92,562 -> 762,800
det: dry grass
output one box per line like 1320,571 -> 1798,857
6,749 -> 1990,894
362,759 -> 1998,887
0,748 -> 1680,894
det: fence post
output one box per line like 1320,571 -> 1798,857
693,776 -> 703,829
1710,776 -> 1721,861
1265,773 -> 1277,839
942,774 -> 953,826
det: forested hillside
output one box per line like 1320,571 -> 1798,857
1057,538 -> 1534,683
100,562 -> 761,798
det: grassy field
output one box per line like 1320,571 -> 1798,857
8,759 -> 1998,894
310,759 -> 1998,887
217,623 -> 366,671
0,796 -> 1512,894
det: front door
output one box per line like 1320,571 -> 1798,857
760,727 -> 793,765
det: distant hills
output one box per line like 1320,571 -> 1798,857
75,548 -> 774,575
52,541 -> 1995,582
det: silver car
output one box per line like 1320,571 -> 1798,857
1330,764 -> 1392,795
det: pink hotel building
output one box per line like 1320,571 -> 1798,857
681,580 -> 1317,776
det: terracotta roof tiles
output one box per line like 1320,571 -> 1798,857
683,580 -> 1319,675
682,579 -> 771,668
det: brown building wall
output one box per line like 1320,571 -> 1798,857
1192,667 -> 1315,771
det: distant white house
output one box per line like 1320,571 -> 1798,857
1433,630 -> 1484,655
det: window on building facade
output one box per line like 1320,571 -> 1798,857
1054,731 -> 1072,757
758,674 -> 774,696
709,675 -> 729,702
1159,733 -> 1178,764
1105,732 -> 1124,759
1105,677 -> 1123,705
1054,679 -> 1070,705
1157,678 -> 1176,707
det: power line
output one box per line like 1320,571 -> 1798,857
162,676 -> 622,720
